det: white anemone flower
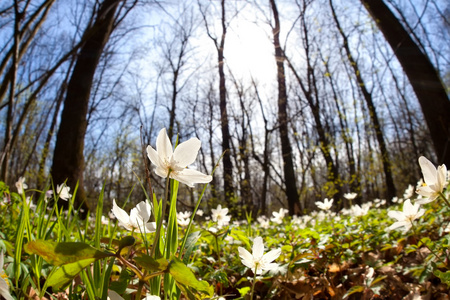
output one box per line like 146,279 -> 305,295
315,198 -> 333,210
112,200 -> 156,233
270,208 -> 288,224
15,177 -> 27,195
416,156 -> 447,204
211,205 -> 231,228
0,251 -> 13,300
238,236 -> 281,275
343,192 -> 357,200
56,184 -> 72,201
387,199 -> 425,233
146,128 -> 212,187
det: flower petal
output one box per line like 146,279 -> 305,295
437,164 -> 447,191
173,169 -> 212,187
262,248 -> 281,264
238,247 -> 254,268
147,146 -> 161,168
173,138 -> 201,167
135,201 -> 152,223
112,200 -> 130,226
156,128 -> 173,161
252,236 -> 264,259
418,156 -> 437,186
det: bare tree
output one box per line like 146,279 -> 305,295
269,0 -> 301,215
198,0 -> 235,205
330,0 -> 396,201
51,0 -> 129,211
361,0 -> 450,166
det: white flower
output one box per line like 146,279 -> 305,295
15,177 -> 27,195
270,208 -> 288,224
211,205 -> 231,228
416,156 -> 447,204
146,128 -> 212,187
111,200 -> 156,233
177,211 -> 192,227
143,295 -> 161,300
343,192 -> 357,200
349,204 -> 370,217
0,251 -> 13,300
56,184 -> 72,201
196,209 -> 204,216
238,236 -> 281,275
257,216 -> 270,229
403,184 -> 415,199
387,199 -> 425,233
315,198 -> 333,210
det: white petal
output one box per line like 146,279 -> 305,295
156,128 -> 173,161
238,247 -> 254,268
403,199 -> 414,214
252,237 -> 264,259
389,221 -> 408,231
173,169 -> 212,187
263,262 -> 279,271
146,146 -> 161,167
388,210 -> 404,221
135,201 -> 152,223
144,222 -> 157,233
419,156 -> 437,186
172,138 -> 201,167
262,248 -> 281,264
0,278 -> 13,300
437,164 -> 447,190
112,200 -> 130,226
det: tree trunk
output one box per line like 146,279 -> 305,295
361,0 -> 450,166
217,0 -> 235,205
51,0 -> 119,211
269,0 -> 300,215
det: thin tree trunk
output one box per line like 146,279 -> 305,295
361,0 -> 450,165
331,0 -> 396,201
269,0 -> 300,215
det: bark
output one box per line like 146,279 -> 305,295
269,0 -> 301,215
217,0 -> 235,204
51,0 -> 120,211
361,0 -> 450,165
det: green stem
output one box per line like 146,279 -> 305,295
151,171 -> 171,257
250,264 -> 258,300
439,192 -> 450,208
135,280 -> 145,300
117,254 -> 143,279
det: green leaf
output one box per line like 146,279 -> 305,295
343,285 -> 364,299
25,240 -> 113,266
238,286 -> 251,296
118,236 -> 136,252
434,269 -> 450,287
134,254 -> 169,273
109,268 -> 132,295
46,258 -> 96,290
168,256 -> 213,299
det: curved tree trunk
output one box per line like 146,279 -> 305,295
51,0 -> 120,212
361,0 -> 450,166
